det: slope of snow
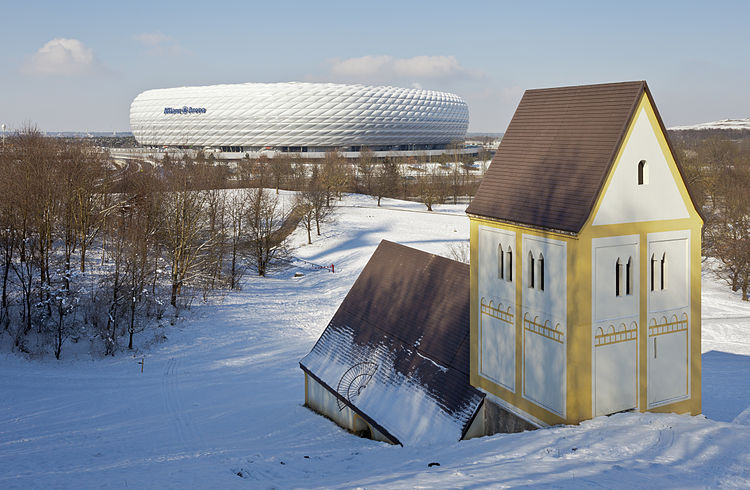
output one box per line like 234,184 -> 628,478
670,118 -> 750,131
1,194 -> 749,488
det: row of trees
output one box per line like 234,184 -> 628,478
0,129 -> 321,358
236,145 -> 485,211
678,134 -> 750,300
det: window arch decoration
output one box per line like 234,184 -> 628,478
626,257 -> 632,295
538,253 -> 545,291
506,245 -> 513,282
638,159 -> 648,185
650,253 -> 656,291
498,244 -> 504,280
615,258 -> 622,297
528,251 -> 535,289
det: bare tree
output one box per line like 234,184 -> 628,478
417,166 -> 447,212
227,189 -> 249,289
162,159 -> 212,307
374,157 -> 400,206
245,188 -> 291,277
321,150 -> 350,206
269,154 -> 292,194
356,146 -> 376,195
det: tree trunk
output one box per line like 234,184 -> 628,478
55,301 -> 63,360
129,298 -> 136,349
80,238 -> 87,272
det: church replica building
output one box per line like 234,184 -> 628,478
466,80 -> 703,426
301,80 -> 703,443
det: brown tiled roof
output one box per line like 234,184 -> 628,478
300,240 -> 483,444
466,81 -> 648,232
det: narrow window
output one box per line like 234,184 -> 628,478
650,253 -> 656,291
626,257 -> 632,295
638,160 -> 648,185
660,253 -> 667,290
528,251 -> 535,289
615,258 -> 622,297
498,244 -> 504,280
506,246 -> 513,282
538,253 -> 545,291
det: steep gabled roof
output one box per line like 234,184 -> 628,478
466,81 -> 648,232
300,240 -> 484,445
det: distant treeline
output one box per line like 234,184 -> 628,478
675,131 -> 750,300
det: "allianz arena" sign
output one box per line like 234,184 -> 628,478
163,106 -> 207,115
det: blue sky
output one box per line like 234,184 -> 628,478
1,0 -> 748,132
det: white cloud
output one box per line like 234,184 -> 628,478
24,38 -> 101,76
329,55 -> 473,82
392,55 -> 465,79
134,32 -> 187,56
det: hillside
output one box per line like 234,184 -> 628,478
670,118 -> 750,131
1,194 -> 749,488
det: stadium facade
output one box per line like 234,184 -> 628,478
129,82 -> 470,155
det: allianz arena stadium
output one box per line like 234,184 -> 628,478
129,82 -> 469,153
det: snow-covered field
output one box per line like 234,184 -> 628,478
1,194 -> 750,488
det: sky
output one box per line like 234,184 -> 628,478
0,0 -> 748,133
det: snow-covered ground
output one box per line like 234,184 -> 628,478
1,194 -> 750,488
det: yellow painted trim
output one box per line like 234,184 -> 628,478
515,228 -> 523,397
568,230 -> 592,422
304,372 -> 309,404
639,230 -> 648,410
584,219 -> 696,239
470,219 -> 480,392
471,215 -> 576,241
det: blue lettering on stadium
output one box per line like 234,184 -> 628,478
164,107 -> 207,115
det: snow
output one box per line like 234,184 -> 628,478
669,117 -> 750,131
2,193 -> 750,488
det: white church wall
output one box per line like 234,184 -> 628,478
521,235 -> 566,416
478,226 -> 516,390
591,235 -> 640,416
647,230 -> 690,313
592,235 -> 640,322
647,229 -> 691,407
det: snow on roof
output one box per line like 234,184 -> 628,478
300,240 -> 484,445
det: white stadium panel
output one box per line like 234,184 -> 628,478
129,82 -> 469,147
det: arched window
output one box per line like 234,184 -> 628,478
498,244 -> 504,280
650,253 -> 656,291
506,246 -> 513,282
626,257 -> 633,296
638,160 -> 648,185
528,251 -> 535,289
615,258 -> 622,297
660,253 -> 667,290
538,253 -> 545,291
